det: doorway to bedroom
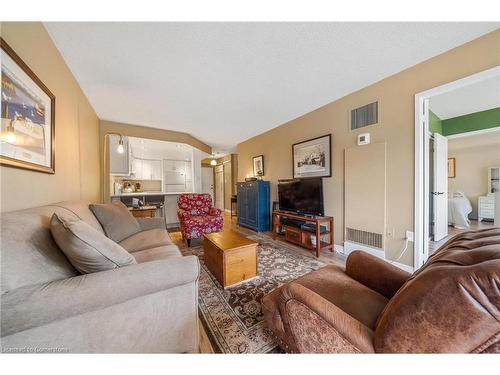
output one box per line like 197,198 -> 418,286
414,67 -> 500,267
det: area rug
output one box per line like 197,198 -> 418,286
181,234 -> 326,353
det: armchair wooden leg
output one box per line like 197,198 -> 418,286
187,239 -> 191,247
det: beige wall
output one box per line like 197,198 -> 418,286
237,29 -> 500,267
0,22 -> 101,212
100,120 -> 211,201
448,132 -> 500,219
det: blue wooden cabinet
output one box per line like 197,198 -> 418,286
237,180 -> 270,232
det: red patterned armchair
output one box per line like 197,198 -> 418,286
177,193 -> 224,246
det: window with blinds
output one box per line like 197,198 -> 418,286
350,101 -> 378,130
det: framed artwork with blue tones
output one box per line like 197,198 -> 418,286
1,37 -> 55,174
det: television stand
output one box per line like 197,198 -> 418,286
272,211 -> 334,258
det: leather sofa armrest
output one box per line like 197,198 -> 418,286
345,250 -> 411,299
209,207 -> 222,216
1,256 -> 199,337
136,217 -> 166,231
280,283 -> 375,353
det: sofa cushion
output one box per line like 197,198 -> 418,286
89,201 -> 141,242
118,228 -> 173,253
262,265 -> 388,342
132,245 -> 182,263
0,205 -> 81,292
50,213 -> 137,274
374,228 -> 500,353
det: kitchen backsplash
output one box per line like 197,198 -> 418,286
110,176 -> 162,194
139,179 -> 162,192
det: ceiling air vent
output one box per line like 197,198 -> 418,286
350,101 -> 378,130
346,227 -> 383,249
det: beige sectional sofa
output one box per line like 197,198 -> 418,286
0,201 -> 200,353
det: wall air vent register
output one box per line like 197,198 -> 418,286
350,101 -> 378,130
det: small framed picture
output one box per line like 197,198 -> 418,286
253,155 -> 264,177
448,157 -> 456,178
1,38 -> 55,174
292,134 -> 331,178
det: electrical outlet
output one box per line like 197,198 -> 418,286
405,230 -> 414,242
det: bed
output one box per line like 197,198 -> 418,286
448,191 -> 472,229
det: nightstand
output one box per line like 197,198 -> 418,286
478,196 -> 495,222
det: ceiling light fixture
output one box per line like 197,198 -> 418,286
210,152 -> 217,166
116,137 -> 125,154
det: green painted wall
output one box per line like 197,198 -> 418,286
429,110 -> 443,134
442,107 -> 500,136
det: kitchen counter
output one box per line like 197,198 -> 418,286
110,191 -> 192,197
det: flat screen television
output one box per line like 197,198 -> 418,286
278,178 -> 324,216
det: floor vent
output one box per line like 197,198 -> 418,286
346,227 -> 383,249
350,101 -> 378,130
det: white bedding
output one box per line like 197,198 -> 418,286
448,192 -> 472,229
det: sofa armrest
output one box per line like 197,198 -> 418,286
1,256 -> 199,337
209,207 -> 222,216
345,250 -> 411,299
177,208 -> 190,221
136,217 -> 166,231
280,283 -> 375,353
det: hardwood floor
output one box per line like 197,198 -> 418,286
169,212 -> 346,353
428,219 -> 494,254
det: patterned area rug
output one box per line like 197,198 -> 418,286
182,234 -> 326,353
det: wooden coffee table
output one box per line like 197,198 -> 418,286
203,230 -> 258,288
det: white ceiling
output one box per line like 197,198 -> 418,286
45,22 -> 499,152
430,76 -> 500,120
128,136 -> 198,160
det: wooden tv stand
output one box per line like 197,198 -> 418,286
272,211 -> 334,258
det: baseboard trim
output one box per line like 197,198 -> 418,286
334,244 -> 345,255
343,241 -> 414,273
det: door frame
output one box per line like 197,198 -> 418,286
414,65 -> 499,269
201,166 -> 215,202
432,132 -> 449,242
214,165 -> 224,211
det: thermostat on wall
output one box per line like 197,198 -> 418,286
357,133 -> 370,146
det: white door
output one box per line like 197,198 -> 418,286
201,167 -> 214,201
432,133 -> 448,241
214,166 -> 224,210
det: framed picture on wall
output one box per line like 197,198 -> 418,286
253,154 -> 264,177
0,37 -> 55,174
292,134 -> 331,178
448,157 -> 456,178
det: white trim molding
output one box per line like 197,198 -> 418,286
446,125 -> 500,140
343,241 -> 414,273
334,244 -> 345,255
414,65 -> 500,270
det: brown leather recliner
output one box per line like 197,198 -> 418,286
261,227 -> 500,353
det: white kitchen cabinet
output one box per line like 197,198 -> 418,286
151,160 -> 162,180
164,195 -> 180,227
163,159 -> 192,192
132,158 -> 162,180
109,136 -> 130,175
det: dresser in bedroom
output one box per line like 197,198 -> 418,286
478,166 -> 499,222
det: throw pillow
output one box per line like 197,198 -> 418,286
89,201 -> 141,242
50,213 -> 137,274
